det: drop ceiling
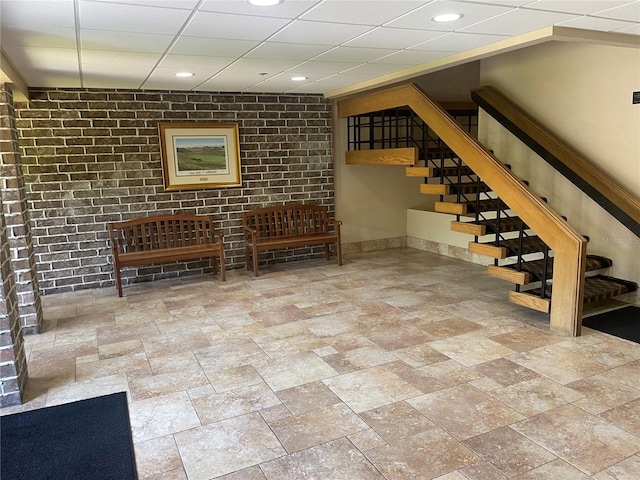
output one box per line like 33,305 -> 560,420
1,0 -> 639,97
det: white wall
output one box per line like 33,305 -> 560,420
333,62 -> 481,244
479,41 -> 640,284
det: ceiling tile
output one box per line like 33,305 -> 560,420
11,66 -> 82,87
158,55 -> 235,71
181,11 -> 290,40
0,25 -> 77,48
344,26 -> 444,49
594,1 -> 640,22
312,46 -> 398,63
87,0 -> 199,8
558,16 -> 639,32
459,8 -> 579,35
82,64 -> 150,89
81,50 -> 162,66
168,36 -> 259,57
386,0 -> 514,32
78,1 -> 192,34
370,49 -> 453,65
613,23 -> 640,35
290,72 -> 375,92
299,1 -> 425,25
245,42 -> 333,61
268,20 -> 373,45
199,0 -> 321,18
409,31 -> 507,51
524,0 -> 633,15
286,60 -> 363,74
142,67 -> 222,90
3,45 -> 79,69
213,57 -> 303,78
341,62 -> 416,75
0,0 -> 75,28
80,30 -> 175,53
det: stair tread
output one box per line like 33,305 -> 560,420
460,198 -> 504,213
527,274 -> 638,303
476,235 -> 548,257
459,216 -> 525,234
500,254 -> 612,282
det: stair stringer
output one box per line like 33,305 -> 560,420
338,83 -> 588,336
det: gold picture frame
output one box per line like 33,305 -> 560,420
158,122 -> 242,190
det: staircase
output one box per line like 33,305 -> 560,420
413,151 -> 638,314
337,83 -> 639,335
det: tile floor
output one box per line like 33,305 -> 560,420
4,248 -> 640,480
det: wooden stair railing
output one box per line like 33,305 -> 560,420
338,83 -> 588,336
471,85 -> 640,238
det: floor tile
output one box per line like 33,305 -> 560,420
512,404 -> 640,475
323,365 -> 423,413
463,426 -> 557,477
365,428 -> 478,480
174,412 -> 286,480
260,437 -> 384,480
269,402 -> 368,453
407,384 -> 525,440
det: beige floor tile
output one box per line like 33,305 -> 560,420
323,365 -> 423,413
269,403 -> 368,453
134,435 -> 183,480
192,382 -> 281,425
128,391 -> 201,443
599,398 -> 640,437
260,437 -> 384,480
429,333 -> 517,367
408,384 -> 525,440
128,368 -> 210,401
275,380 -> 342,416
489,376 -> 585,416
174,412 -> 286,480
323,346 -> 398,374
463,426 -> 557,477
365,428 -> 478,480
256,352 -> 338,391
512,404 -> 640,475
509,344 -> 610,384
512,458 -> 591,479
395,359 -> 483,393
359,401 -> 437,443
593,454 -> 640,480
13,248 -> 640,480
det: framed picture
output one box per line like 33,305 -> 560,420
158,122 -> 242,190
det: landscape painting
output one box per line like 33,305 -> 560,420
158,122 -> 242,190
173,136 -> 230,175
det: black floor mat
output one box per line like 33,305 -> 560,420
582,305 -> 640,344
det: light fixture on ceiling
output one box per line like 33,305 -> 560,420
432,13 -> 463,22
291,76 -> 308,81
248,0 -> 283,6
175,72 -> 195,77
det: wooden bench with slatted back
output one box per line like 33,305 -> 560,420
108,214 -> 226,296
242,204 -> 342,277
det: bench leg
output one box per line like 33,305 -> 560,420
218,247 -> 226,282
325,244 -> 330,261
252,245 -> 259,277
114,266 -> 123,297
336,240 -> 343,266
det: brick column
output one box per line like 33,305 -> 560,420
0,83 -> 43,334
0,189 -> 28,407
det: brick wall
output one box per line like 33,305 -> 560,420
15,89 -> 333,295
0,191 -> 28,407
1,84 -> 44,333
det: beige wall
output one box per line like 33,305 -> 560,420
333,62 -> 481,244
479,41 -> 640,284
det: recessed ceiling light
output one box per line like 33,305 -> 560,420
248,0 -> 283,6
175,72 -> 194,77
432,13 -> 462,22
291,76 -> 308,81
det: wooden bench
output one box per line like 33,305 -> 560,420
108,214 -> 226,297
243,204 -> 342,277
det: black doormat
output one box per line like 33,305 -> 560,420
582,305 -> 640,344
1,392 -> 138,480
